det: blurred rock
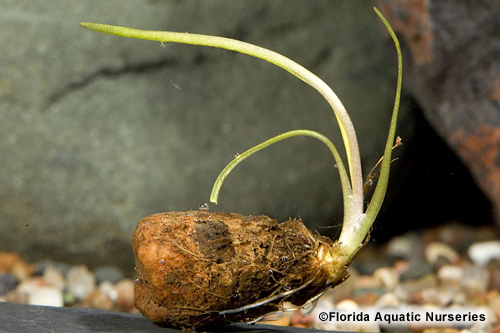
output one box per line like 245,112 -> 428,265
375,292 -> 401,307
354,274 -> 380,290
336,299 -> 359,310
437,265 -> 464,286
386,233 -> 421,260
63,289 -> 77,307
399,274 -> 438,298
421,329 -> 460,333
0,252 -> 34,281
94,266 -> 124,284
34,261 -> 72,278
0,252 -> 24,272
468,321 -> 494,333
353,291 -> 380,307
85,290 -> 114,311
373,267 -> 400,290
468,241 -> 500,266
425,242 -> 459,267
462,266 -> 490,293
290,310 -> 314,329
16,277 -> 45,296
42,266 -> 66,290
400,260 -> 433,281
28,286 -> 64,307
419,287 -> 453,307
98,281 -> 118,302
67,265 -> 96,301
489,266 -> 500,291
378,0 -> 500,226
0,273 -> 18,296
115,278 -> 135,311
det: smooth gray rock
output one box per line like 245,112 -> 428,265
0,1 -> 411,272
0,302 -> 352,333
0,274 -> 17,296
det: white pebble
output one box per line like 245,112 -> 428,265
315,303 -> 380,333
115,279 -> 135,310
327,300 -> 380,333
468,241 -> 500,266
437,265 -> 464,284
373,267 -> 400,290
29,286 -> 63,307
393,285 -> 410,303
336,299 -> 359,310
16,277 -> 44,295
452,291 -> 467,305
420,287 -> 453,307
375,292 -> 401,307
461,265 -> 489,292
468,321 -> 493,333
335,319 -> 380,333
99,281 -> 118,302
67,265 -> 96,301
42,266 -> 66,290
386,234 -> 419,259
425,242 -> 458,266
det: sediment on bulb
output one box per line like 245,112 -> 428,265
132,210 -> 349,330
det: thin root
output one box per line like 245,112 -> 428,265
364,136 -> 402,196
174,243 -> 214,262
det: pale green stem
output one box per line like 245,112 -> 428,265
210,130 -> 353,223
79,22 -> 365,219
80,9 -> 402,267
337,7 -> 403,263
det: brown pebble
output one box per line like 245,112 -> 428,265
85,290 -> 114,311
487,290 -> 500,316
354,275 -> 379,290
353,292 -> 379,307
290,310 -> 314,328
421,328 -> 460,333
393,259 -> 410,275
0,252 -> 34,281
0,289 -> 29,304
11,261 -> 34,282
0,252 -> 23,272
489,266 -> 500,291
42,266 -> 66,290
115,278 -> 135,311
491,324 -> 500,333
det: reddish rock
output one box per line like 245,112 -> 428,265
115,279 -> 135,311
0,252 -> 34,281
378,0 -> 500,225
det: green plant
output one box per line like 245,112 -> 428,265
81,7 -> 402,330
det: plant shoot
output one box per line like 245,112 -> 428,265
80,7 -> 402,331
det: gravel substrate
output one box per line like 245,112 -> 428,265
1,222 -> 499,333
